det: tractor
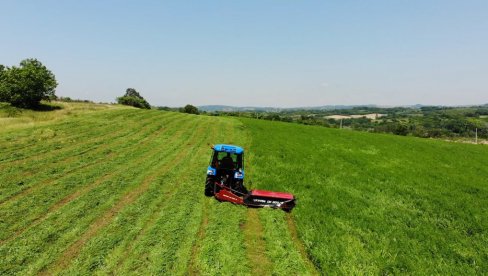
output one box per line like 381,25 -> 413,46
205,144 -> 295,211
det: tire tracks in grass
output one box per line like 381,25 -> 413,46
139,123 -> 217,274
2,118 -> 199,275
0,110 -> 151,171
188,198 -> 209,275
39,116 -> 207,275
0,109 -> 142,164
286,214 -> 321,275
0,111 -> 174,192
187,118 -> 236,274
240,123 -> 273,275
108,120 -> 216,274
0,109 -> 137,156
0,111 -> 147,185
0,111 -> 176,184
0,112 -> 181,206
0,113 -> 191,245
243,209 -> 273,275
187,118 -> 251,275
0,108 -> 139,153
241,118 -> 320,275
0,114 -> 191,245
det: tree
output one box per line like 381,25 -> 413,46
0,65 -> 7,102
0,59 -> 58,108
124,88 -> 143,99
182,104 -> 199,114
116,88 -> 150,109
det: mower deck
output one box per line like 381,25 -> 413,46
214,182 -> 295,212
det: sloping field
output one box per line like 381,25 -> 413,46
0,106 -> 254,275
1,104 -> 487,274
242,118 -> 488,274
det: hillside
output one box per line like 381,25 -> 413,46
242,118 -> 488,274
1,103 -> 487,274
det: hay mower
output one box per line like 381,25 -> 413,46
205,144 -> 295,212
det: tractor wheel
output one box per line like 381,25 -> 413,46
205,177 -> 215,196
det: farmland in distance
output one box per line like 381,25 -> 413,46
1,103 -> 487,274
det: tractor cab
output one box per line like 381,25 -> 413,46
206,144 -> 246,195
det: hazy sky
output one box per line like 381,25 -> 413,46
1,1 -> 487,107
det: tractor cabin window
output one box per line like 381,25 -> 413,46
210,152 -> 243,170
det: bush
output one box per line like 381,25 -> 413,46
117,96 -> 151,109
181,104 -> 199,114
116,88 -> 150,109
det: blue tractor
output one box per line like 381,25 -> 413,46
205,144 -> 296,211
205,144 -> 248,196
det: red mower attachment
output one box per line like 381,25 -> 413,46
214,188 -> 243,205
243,189 -> 296,211
213,181 -> 296,212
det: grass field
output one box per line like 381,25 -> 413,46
1,102 -> 487,274
242,118 -> 488,274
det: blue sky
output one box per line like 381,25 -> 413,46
1,1 -> 487,107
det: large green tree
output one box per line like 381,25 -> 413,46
116,88 -> 150,109
0,59 -> 58,108
181,104 -> 199,114
0,65 -> 7,102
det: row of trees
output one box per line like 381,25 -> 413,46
210,106 -> 488,139
0,58 -> 199,114
0,59 -> 58,108
115,88 -> 199,114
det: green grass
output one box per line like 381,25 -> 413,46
241,118 -> 488,274
1,102 -> 487,274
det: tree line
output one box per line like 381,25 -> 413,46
0,58 -> 200,115
209,105 -> 488,140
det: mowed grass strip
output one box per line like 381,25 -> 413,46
0,110 -> 179,207
0,109 -> 150,196
0,107 -> 134,153
0,111 -> 179,201
0,101 -> 126,134
257,209 -> 318,275
0,108 -> 142,162
62,116 -> 217,275
191,118 -> 253,275
0,109 -> 175,173
243,131 -> 319,275
42,115 -> 209,275
0,113 -> 189,245
0,114 -> 202,274
0,113 -> 193,243
0,109 -> 152,176
241,118 -> 488,274
241,129 -> 316,275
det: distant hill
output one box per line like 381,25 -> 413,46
198,105 -> 377,112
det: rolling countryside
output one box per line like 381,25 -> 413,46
1,103 -> 487,275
